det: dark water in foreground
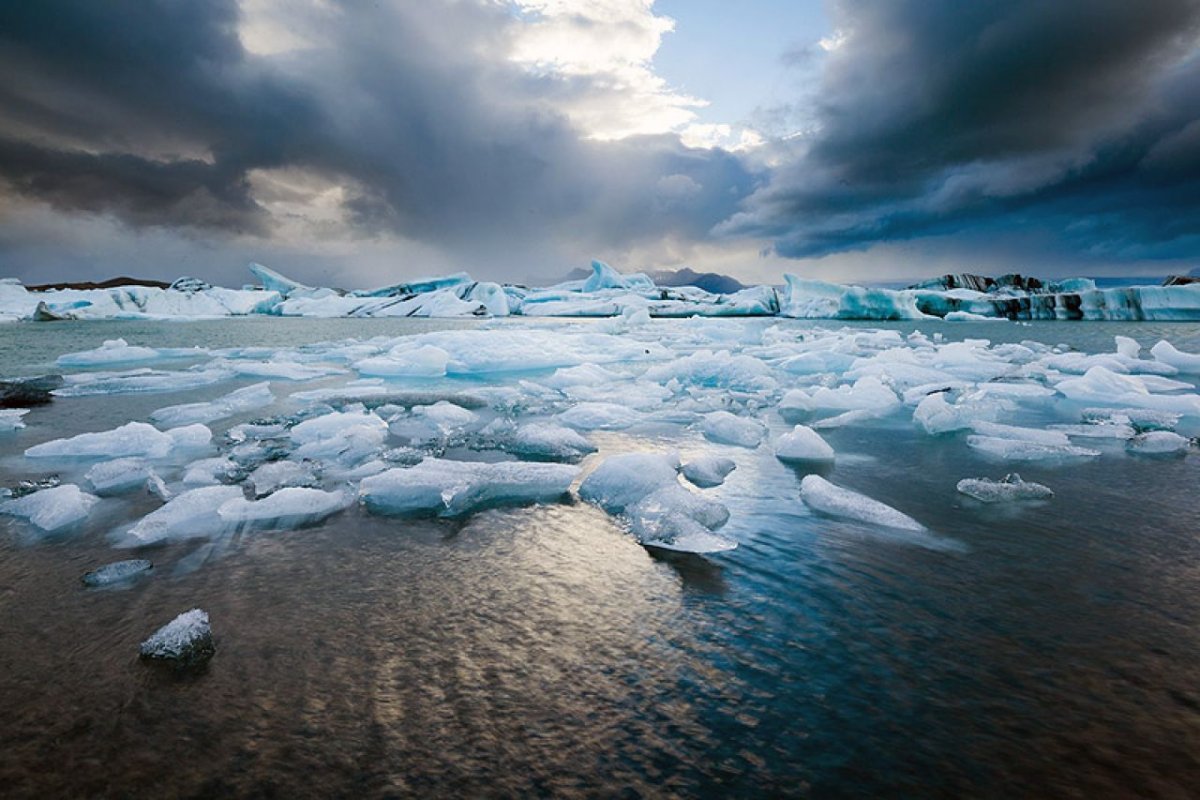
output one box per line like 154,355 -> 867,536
2,318 -> 1200,798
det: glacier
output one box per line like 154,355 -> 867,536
5,259 -> 1200,322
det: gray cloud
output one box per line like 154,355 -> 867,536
0,1 -> 756,284
725,0 -> 1200,262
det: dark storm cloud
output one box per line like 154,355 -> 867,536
0,1 -> 755,280
726,0 -> 1200,261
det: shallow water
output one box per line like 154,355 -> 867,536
2,317 -> 1200,798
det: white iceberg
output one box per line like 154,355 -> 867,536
247,460 -> 320,497
774,425 -> 835,463
966,435 -> 1101,461
25,421 -> 210,460
680,455 -> 737,488
799,475 -> 925,531
2,484 -> 99,531
577,452 -> 682,514
956,474 -> 1054,503
150,382 -> 274,427
359,458 -> 578,516
124,485 -> 245,545
217,487 -> 351,530
86,458 -> 153,495
1126,431 -> 1191,455
699,411 -> 766,448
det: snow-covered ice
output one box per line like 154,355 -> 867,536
139,608 -> 214,666
82,558 -> 153,587
956,474 -> 1054,503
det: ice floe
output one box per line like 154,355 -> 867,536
359,459 -> 578,517
2,484 -> 99,531
25,421 -> 211,460
150,382 -> 274,427
680,456 -> 737,488
956,474 -> 1054,503
774,425 -> 836,463
799,475 -> 925,531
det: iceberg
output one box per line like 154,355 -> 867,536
56,338 -> 203,367
359,458 -> 578,516
1126,431 -> 1191,455
1150,340 -> 1200,373
289,409 -> 389,463
0,408 -> 28,431
625,485 -> 736,553
124,485 -> 245,545
799,475 -> 925,531
774,425 -> 835,463
557,402 -> 642,431
956,474 -> 1054,503
2,484 -> 99,531
504,423 -> 597,461
699,411 -> 766,448
577,452 -> 682,514
1055,367 -> 1200,415
247,460 -> 320,497
680,455 -> 737,488
139,609 -> 215,667
86,458 -> 153,495
966,435 -> 1100,461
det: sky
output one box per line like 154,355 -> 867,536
1,0 -> 1198,289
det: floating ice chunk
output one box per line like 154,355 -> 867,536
913,393 -> 1003,435
966,436 -> 1100,461
150,382 -> 274,427
55,366 -> 234,397
1047,423 -> 1136,440
970,421 -> 1070,446
807,376 -> 900,411
146,472 -> 172,501
182,457 -> 239,486
557,402 -> 642,430
680,455 -> 737,488
0,408 -> 28,431
1115,336 -> 1141,359
124,485 -> 245,545
626,485 -> 735,553
774,425 -> 835,463
542,363 -> 622,389
956,473 -> 1053,503
412,401 -> 479,432
289,409 -> 388,463
1081,407 -> 1180,431
944,311 -> 1002,322
247,460 -> 319,497
506,423 -> 597,461
356,345 -> 451,377
2,484 -> 98,531
644,350 -> 777,392
1055,366 -> 1200,415
359,459 -> 577,516
1150,340 -> 1200,373
26,421 -> 208,459
578,452 -> 681,514
86,458 -> 152,494
811,408 -> 889,430
139,608 -> 214,666
217,487 -> 350,529
56,338 -> 197,367
1126,431 -> 1191,455
699,411 -> 766,448
219,360 -> 343,381
779,389 -> 814,416
799,475 -> 925,531
82,558 -> 153,587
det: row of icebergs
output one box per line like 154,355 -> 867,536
2,317 -> 1198,560
4,260 -> 1199,322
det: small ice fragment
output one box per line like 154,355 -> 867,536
247,460 -> 319,497
1126,431 -> 1191,455
82,559 -> 153,587
557,402 -> 642,431
799,475 -> 925,531
1150,340 -> 1200,373
1115,336 -> 1141,359
124,485 -> 245,545
970,421 -> 1070,446
966,436 -> 1100,461
956,473 -> 1053,503
139,609 -> 215,667
57,338 -> 161,367
360,459 -> 578,516
680,456 -> 737,488
146,472 -> 173,501
506,423 -> 597,461
699,411 -> 766,448
150,382 -> 274,427
0,408 -> 28,431
774,425 -> 835,463
85,458 -> 152,494
626,485 -> 735,553
1,484 -> 99,531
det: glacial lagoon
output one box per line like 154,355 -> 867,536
2,315 -> 1200,797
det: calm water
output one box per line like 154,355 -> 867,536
2,317 -> 1200,798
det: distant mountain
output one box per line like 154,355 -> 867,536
646,268 -> 747,294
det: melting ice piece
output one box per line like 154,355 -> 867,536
247,460 -> 319,497
956,474 -> 1053,503
1047,423 -> 1136,440
182,457 -> 239,486
289,409 -> 388,463
799,475 -> 925,531
644,350 -> 777,393
0,408 -> 28,431
356,345 -> 451,377
774,425 -> 835,463
913,392 -> 1005,435
1115,336 -> 1141,359
359,459 -> 578,516
124,485 -> 245,545
411,401 -> 479,433
806,376 -> 899,412
557,402 -> 642,431
25,421 -> 211,459
506,423 -> 597,461
1126,431 -> 1191,455
86,458 -> 152,494
1055,367 -> 1200,415
626,485 -> 736,553
966,436 -> 1100,461
82,558 -> 153,587
577,452 -> 681,514
56,338 -> 196,367
56,367 -> 234,397
970,421 -> 1070,446
217,488 -> 350,529
2,484 -> 98,531
1150,340 -> 1200,373
699,411 -> 766,448
150,382 -> 274,427
1081,407 -> 1180,432
680,455 -> 737,488
139,608 -> 214,666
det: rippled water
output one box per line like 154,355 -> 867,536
2,318 -> 1200,798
